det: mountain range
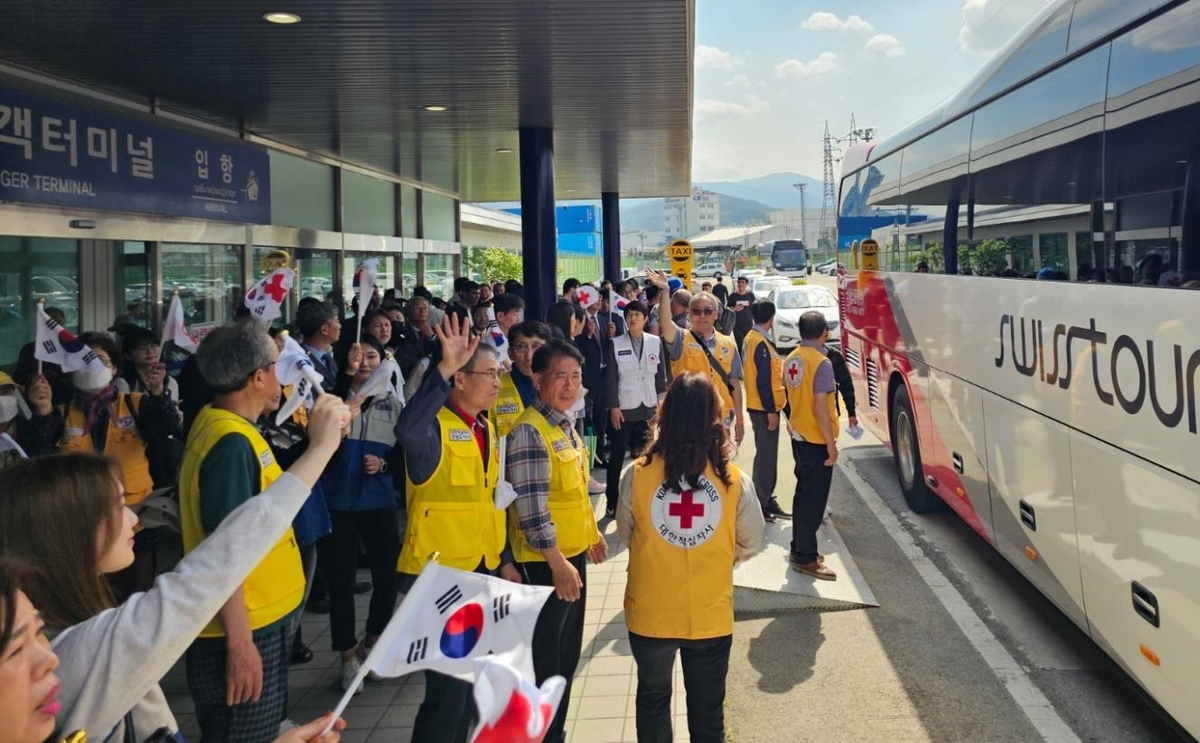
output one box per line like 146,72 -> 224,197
617,171 -> 824,232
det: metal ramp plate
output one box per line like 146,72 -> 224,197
734,517 -> 878,613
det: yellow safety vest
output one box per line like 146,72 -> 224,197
180,405 -> 305,636
742,328 -> 784,412
624,457 -> 741,639
58,393 -> 153,504
675,331 -> 737,414
491,372 -> 526,438
399,407 -> 505,573
784,344 -> 840,445
507,407 -> 597,562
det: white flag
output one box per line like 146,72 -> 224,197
346,351 -> 405,406
481,307 -> 509,354
34,304 -> 109,374
274,334 -> 325,426
161,293 -> 199,354
244,268 -> 295,322
470,657 -> 565,743
0,432 -> 28,460
606,289 -> 630,315
353,258 -> 379,338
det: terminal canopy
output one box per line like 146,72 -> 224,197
0,0 -> 695,200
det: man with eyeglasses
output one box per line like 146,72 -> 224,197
491,320 -> 553,437
506,338 -> 608,743
394,313 -> 522,742
647,269 -> 747,445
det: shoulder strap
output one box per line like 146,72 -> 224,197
689,330 -> 734,393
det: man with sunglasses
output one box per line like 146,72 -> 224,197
645,270 -> 746,445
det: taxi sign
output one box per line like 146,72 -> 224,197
860,239 -> 879,271
667,239 -> 694,291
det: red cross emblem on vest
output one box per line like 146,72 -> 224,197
784,356 -> 804,388
668,490 -> 705,529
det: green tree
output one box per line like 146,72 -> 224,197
465,246 -> 523,284
971,238 -> 1010,275
909,242 -> 944,272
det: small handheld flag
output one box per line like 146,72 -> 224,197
274,332 -> 326,425
34,304 -> 108,375
575,284 -> 599,309
470,657 -> 566,743
481,307 -> 509,353
244,268 -> 295,322
606,289 -> 629,315
161,293 -> 199,354
353,258 -> 379,338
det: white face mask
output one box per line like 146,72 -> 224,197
74,366 -> 114,391
0,395 -> 21,423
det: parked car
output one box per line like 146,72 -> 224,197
767,285 -> 840,351
815,259 -> 838,275
694,261 -> 725,277
750,275 -> 794,300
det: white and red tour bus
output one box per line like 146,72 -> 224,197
837,0 -> 1200,736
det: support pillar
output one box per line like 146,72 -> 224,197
519,126 -> 557,321
602,191 -> 621,282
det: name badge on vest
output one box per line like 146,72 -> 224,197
64,427 -> 84,438
497,403 -> 519,415
650,475 -> 723,549
618,349 -> 633,356
115,416 -> 135,429
551,438 -> 571,453
449,428 -> 473,442
374,400 -> 392,412
259,450 -> 275,468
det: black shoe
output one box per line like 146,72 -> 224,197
290,641 -> 314,665
762,510 -> 777,524
353,580 -> 372,595
307,595 -> 330,614
767,499 -> 792,521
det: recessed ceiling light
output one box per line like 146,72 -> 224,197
495,148 -> 513,154
263,12 -> 301,24
423,105 -> 448,112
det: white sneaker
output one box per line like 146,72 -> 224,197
341,656 -> 365,695
357,641 -> 384,682
588,477 -> 605,495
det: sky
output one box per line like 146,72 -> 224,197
692,0 -> 1055,182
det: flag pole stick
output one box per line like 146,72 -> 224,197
36,299 -> 43,375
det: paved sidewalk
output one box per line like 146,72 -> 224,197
164,502 -> 691,742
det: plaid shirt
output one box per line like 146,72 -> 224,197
505,399 -> 579,551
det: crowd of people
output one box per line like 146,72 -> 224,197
0,264 -> 863,743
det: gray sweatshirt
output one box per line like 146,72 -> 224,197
52,472 -> 312,740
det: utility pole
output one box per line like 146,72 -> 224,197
793,182 -> 807,248
820,119 -> 836,254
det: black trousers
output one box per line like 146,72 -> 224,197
605,417 -> 650,511
316,508 -> 401,652
790,440 -> 834,563
411,671 -> 476,743
628,632 -> 732,743
519,553 -> 588,743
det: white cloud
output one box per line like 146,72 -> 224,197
695,94 -> 769,121
696,45 -> 739,69
802,12 -> 875,33
724,74 -> 752,87
958,0 -> 1053,55
774,52 -> 840,80
866,33 -> 906,58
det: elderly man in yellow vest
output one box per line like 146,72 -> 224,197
506,338 -> 608,743
179,321 -> 310,742
645,269 -> 746,445
783,310 -> 841,582
616,372 -> 763,742
395,313 -> 522,743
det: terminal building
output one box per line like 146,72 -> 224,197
0,0 -> 695,369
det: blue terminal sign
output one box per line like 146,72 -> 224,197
0,87 -> 271,224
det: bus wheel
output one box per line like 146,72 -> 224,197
891,385 -> 938,513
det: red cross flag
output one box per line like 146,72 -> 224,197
575,283 -> 599,309
783,355 -> 804,388
650,476 -> 724,549
471,657 -> 566,743
244,267 -> 295,322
